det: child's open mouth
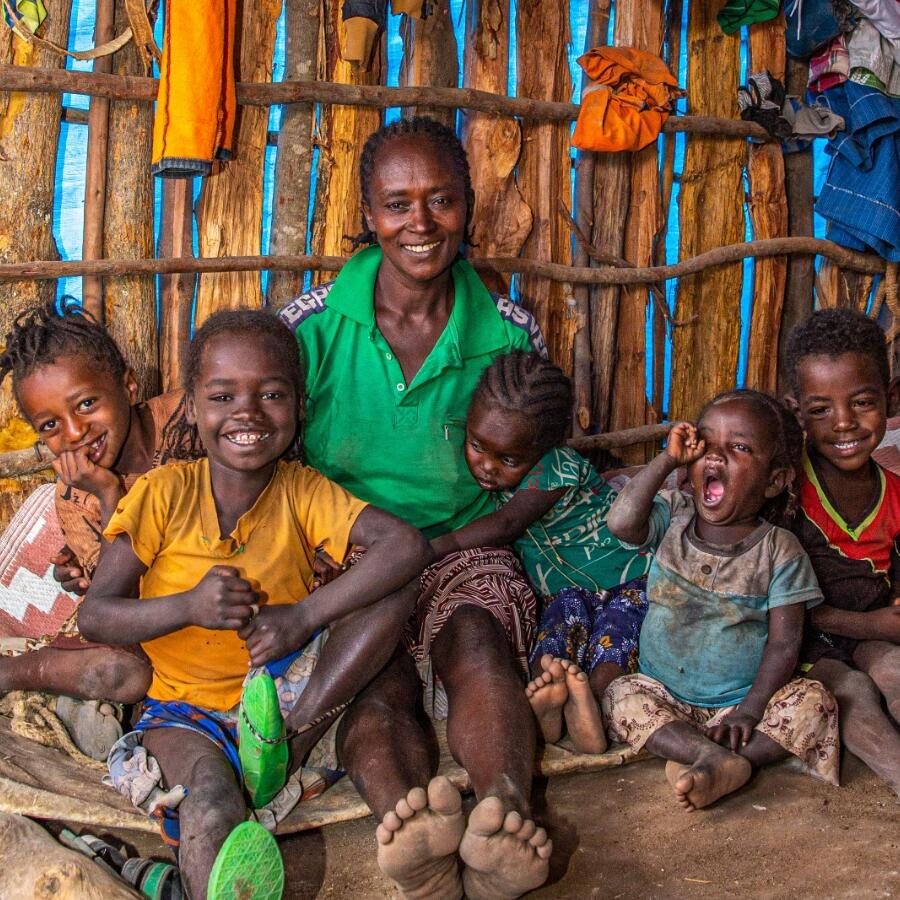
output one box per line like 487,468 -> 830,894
224,431 -> 270,446
702,473 -> 725,508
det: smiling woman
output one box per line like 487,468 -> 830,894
278,117 -> 555,900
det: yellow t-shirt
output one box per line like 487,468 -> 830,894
104,458 -> 368,710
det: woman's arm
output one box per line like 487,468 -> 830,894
707,603 -> 805,751
79,534 -> 260,644
239,505 -> 432,665
606,422 -> 704,545
810,603 -> 900,644
430,488 -> 565,559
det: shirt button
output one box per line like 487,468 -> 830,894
396,383 -> 405,392
386,352 -> 393,360
701,564 -> 712,575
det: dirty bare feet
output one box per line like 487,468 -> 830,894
561,661 -> 608,755
525,655 -> 567,745
665,751 -> 752,812
459,796 -> 552,899
376,776 -> 465,900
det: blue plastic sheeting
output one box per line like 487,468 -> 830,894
47,1 -> 829,417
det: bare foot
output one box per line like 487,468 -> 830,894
459,797 -> 552,900
376,776 -> 465,900
561,661 -> 608,755
525,657 -> 567,744
665,751 -> 752,812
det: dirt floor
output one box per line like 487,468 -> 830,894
118,752 -> 898,899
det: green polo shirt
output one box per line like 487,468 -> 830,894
279,246 -> 545,537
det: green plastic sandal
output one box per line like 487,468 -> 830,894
207,821 -> 284,900
239,672 -> 289,808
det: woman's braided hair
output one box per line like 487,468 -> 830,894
470,350 -> 573,458
162,309 -> 306,463
352,115 -> 476,249
0,298 -> 127,412
697,388 -> 804,524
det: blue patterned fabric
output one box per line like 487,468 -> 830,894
529,577 -> 648,674
816,82 -> 900,261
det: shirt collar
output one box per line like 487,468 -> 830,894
326,245 -> 511,359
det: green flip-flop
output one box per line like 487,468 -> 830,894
239,672 -> 289,808
207,821 -> 284,900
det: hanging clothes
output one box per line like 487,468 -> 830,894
737,70 -> 792,140
3,0 -> 46,33
785,0 -> 856,58
809,33 -> 850,93
845,0 -> 900,40
781,95 -> 846,151
341,0 -> 386,64
717,0 -> 780,35
572,47 -> 684,154
847,17 -> 900,96
816,81 -> 900,261
151,0 -> 237,178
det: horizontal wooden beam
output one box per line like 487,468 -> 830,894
568,423 -> 670,452
0,238 -> 885,285
3,64 -> 768,137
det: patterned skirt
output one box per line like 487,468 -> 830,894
603,673 -> 841,785
529,577 -> 648,674
404,548 -> 538,718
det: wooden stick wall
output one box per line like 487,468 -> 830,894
0,0 -> 888,528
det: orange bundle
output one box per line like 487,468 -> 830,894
573,46 -> 684,153
151,0 -> 237,177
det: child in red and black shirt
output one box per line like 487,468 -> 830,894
786,307 -> 900,798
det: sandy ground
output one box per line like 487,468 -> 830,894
117,751 -> 898,899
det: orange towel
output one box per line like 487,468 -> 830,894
151,0 -> 237,178
572,46 -> 684,153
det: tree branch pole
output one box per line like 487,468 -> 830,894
80,0 -> 114,318
0,423 -> 672,479
0,64 -> 769,137
0,237 -> 885,283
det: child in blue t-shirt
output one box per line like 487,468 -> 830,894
431,351 -> 653,753
605,389 -> 839,811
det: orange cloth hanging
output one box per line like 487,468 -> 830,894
151,0 -> 237,178
572,47 -> 684,153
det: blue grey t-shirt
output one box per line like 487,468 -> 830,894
634,491 -> 823,707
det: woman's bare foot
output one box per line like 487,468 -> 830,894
561,661 -> 608,754
376,776 -> 465,900
459,796 -> 552,899
664,750 -> 752,812
525,656 -> 568,744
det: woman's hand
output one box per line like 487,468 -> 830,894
50,545 -> 90,595
665,421 -> 705,467
238,604 -> 313,667
187,566 -> 259,631
706,708 -> 760,752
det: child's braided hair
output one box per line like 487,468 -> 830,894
784,307 -> 889,393
353,115 -> 475,249
697,388 -> 804,524
163,309 -> 306,463
470,350 -> 572,458
0,298 -> 128,412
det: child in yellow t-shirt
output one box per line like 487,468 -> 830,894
79,309 -> 432,900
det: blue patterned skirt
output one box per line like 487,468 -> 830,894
529,576 -> 648,674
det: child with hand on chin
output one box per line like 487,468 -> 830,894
605,389 -> 839,812
79,309 -> 431,900
0,299 -> 188,757
785,307 -> 900,798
